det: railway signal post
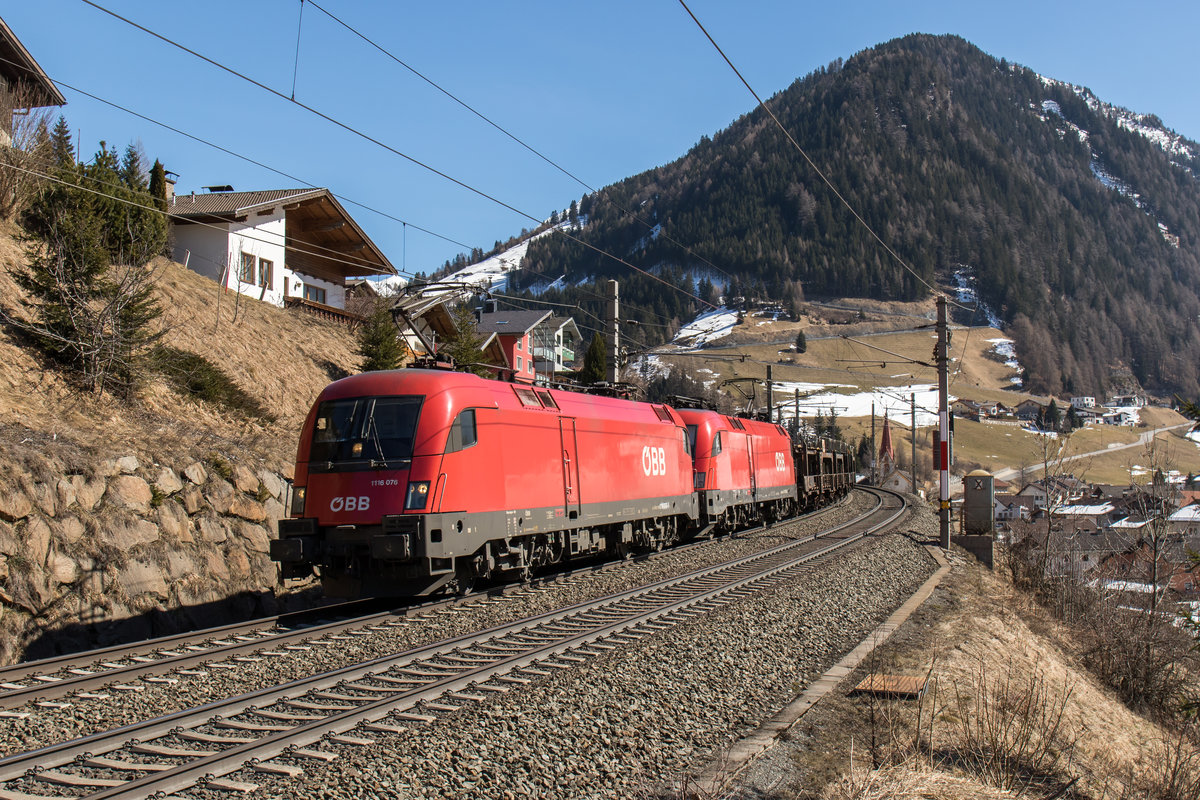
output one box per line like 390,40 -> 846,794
936,295 -> 951,548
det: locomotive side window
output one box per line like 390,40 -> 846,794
445,409 -> 478,453
711,431 -> 722,456
309,395 -> 422,470
685,424 -> 697,456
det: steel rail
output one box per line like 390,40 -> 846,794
0,489 -> 902,798
0,493 -> 855,710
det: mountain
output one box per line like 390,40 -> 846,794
508,34 -> 1200,399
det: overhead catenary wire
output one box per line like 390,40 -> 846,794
0,57 -> 476,271
675,0 -> 975,315
77,0 -> 714,313
304,0 -> 739,285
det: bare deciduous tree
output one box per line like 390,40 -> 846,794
0,85 -> 55,221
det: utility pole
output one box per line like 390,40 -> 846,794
911,392 -> 917,497
870,402 -> 877,485
937,295 -> 951,548
606,279 -> 620,384
766,365 -> 773,422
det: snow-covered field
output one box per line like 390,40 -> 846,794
771,381 -> 946,427
375,223 -> 571,302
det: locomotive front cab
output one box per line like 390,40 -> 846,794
273,392 -> 429,582
273,370 -> 501,596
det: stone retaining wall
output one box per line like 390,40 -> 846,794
0,451 -> 302,665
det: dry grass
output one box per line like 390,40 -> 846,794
822,758 -> 1020,800
780,543 -> 1199,800
0,219 -> 360,470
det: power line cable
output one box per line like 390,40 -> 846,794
78,0 -> 713,311
290,0 -> 305,100
304,0 -> 738,284
4,58 -> 475,269
3,160 -> 403,281
676,0 -> 974,312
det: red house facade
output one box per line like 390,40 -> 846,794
476,310 -> 551,384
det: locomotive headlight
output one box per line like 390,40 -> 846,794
405,481 -> 430,510
290,486 -> 307,516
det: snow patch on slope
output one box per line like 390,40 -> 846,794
670,306 -> 740,347
1035,88 -> 1181,247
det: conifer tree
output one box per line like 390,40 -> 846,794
795,330 -> 807,353
578,332 -> 606,384
441,304 -> 489,377
357,302 -> 405,372
48,116 -> 74,168
12,137 -> 167,395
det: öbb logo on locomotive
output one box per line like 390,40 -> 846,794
642,445 -> 668,476
330,496 -> 371,513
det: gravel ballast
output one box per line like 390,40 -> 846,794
0,493 -> 876,755
193,531 -> 937,799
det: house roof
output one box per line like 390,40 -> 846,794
0,17 -> 66,107
1056,503 -> 1114,517
169,188 -> 395,278
1110,517 -> 1152,529
477,310 -> 552,336
345,279 -> 380,297
1169,505 -> 1200,523
544,316 -> 581,340
1066,529 -> 1133,553
168,188 -> 325,217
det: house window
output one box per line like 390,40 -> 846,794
516,356 -> 523,371
304,285 -> 327,304
258,258 -> 273,290
239,252 -> 255,284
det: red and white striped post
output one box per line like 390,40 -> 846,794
937,295 -> 951,548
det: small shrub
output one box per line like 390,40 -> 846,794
255,483 -> 272,503
207,453 -> 233,481
149,485 -> 165,508
150,345 -> 274,422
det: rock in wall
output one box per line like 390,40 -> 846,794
0,450 -> 309,665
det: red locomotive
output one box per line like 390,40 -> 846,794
677,409 -> 798,532
272,368 -> 855,597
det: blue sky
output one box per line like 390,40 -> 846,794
7,1 -> 1199,280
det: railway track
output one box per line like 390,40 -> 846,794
0,493 -> 856,713
0,488 -> 904,799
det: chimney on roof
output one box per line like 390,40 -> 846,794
164,170 -> 177,202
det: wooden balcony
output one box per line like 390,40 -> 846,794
284,296 -> 364,325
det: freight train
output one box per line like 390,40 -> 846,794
271,368 -> 855,597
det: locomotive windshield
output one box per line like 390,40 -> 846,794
308,395 -> 422,471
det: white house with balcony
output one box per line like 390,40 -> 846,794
169,187 -> 395,317
533,316 -> 581,377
